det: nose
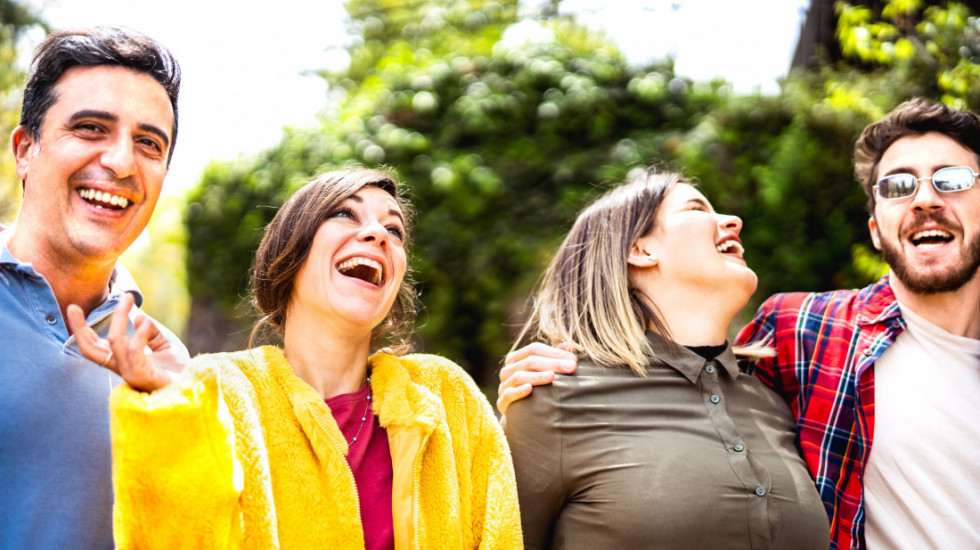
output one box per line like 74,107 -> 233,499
358,219 -> 389,246
908,176 -> 945,212
99,135 -> 137,179
717,213 -> 743,235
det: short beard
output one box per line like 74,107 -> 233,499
877,224 -> 980,295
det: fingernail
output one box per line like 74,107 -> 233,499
560,359 -> 576,371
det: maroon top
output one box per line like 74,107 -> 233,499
326,381 -> 394,550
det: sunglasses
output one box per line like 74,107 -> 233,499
874,166 -> 980,200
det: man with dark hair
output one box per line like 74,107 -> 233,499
736,97 -> 980,549
0,27 -> 188,548
497,98 -> 980,549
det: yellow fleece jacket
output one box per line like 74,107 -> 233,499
109,346 -> 523,549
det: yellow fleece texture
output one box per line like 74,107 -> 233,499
110,347 -> 523,549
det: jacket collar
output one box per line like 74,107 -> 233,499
254,347 -> 442,455
368,352 -> 441,436
646,330 -> 739,383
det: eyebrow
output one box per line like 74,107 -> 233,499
348,192 -> 406,224
68,109 -> 171,150
685,197 -> 713,210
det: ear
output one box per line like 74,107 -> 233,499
12,126 -> 34,181
627,236 -> 659,268
868,216 -> 882,251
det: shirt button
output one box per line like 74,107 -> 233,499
710,394 -> 721,404
755,487 -> 766,497
863,348 -> 873,356
734,444 -> 745,452
705,365 -> 716,374
45,313 -> 57,324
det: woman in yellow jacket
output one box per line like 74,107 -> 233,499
68,168 -> 523,549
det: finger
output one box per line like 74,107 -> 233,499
123,310 -> 169,391
499,352 -> 576,382
499,369 -> 555,393
106,294 -> 138,379
66,304 -> 114,368
135,316 -> 172,355
504,341 -> 577,367
496,383 -> 533,415
556,342 -> 578,354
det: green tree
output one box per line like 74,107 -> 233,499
0,1 -> 47,224
183,0 -> 977,385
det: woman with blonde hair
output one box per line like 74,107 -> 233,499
502,169 -> 827,549
68,168 -> 522,549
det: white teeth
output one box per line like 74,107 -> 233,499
716,240 -> 744,256
912,229 -> 952,241
336,257 -> 383,285
78,188 -> 129,209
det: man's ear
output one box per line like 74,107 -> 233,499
868,216 -> 882,251
12,126 -> 34,182
627,237 -> 659,268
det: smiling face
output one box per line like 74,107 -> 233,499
869,132 -> 980,295
10,65 -> 173,267
289,186 -> 408,335
629,183 -> 757,303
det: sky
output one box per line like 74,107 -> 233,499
21,0 -> 810,196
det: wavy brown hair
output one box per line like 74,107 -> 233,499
855,97 -> 980,214
250,168 -> 417,354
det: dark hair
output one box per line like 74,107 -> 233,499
513,169 -> 679,374
854,97 -> 980,213
21,27 -> 181,164
251,168 -> 417,354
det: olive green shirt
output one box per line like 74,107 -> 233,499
504,332 -> 829,549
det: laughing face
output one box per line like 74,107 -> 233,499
630,183 -> 757,301
10,65 -> 173,266
290,186 -> 408,334
869,132 -> 980,295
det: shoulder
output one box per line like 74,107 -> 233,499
383,352 -> 480,391
756,285 -> 871,324
510,361 -> 626,415
373,352 -> 492,410
187,347 -> 282,392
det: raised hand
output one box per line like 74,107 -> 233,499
496,342 -> 577,414
66,293 -> 187,392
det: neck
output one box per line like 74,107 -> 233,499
6,227 -> 114,328
645,284 -> 743,346
889,272 -> 980,339
282,309 -> 372,399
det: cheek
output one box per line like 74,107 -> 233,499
391,251 -> 408,284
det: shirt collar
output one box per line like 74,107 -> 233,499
645,330 -> 740,383
0,232 -> 144,308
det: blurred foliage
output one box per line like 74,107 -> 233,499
0,1 -> 46,225
837,0 -> 979,108
120,194 -> 191,336
184,0 -> 977,383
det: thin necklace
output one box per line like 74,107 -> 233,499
349,375 -> 372,445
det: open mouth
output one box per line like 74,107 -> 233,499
910,229 -> 953,249
716,240 -> 744,257
337,257 -> 383,286
78,188 -> 130,210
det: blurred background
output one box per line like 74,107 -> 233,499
1,0 -> 977,390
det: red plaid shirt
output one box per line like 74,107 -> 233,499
736,276 -> 906,550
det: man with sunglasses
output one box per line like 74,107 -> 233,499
734,97 -> 980,549
497,98 -> 980,549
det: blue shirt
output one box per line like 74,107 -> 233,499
0,243 -> 188,549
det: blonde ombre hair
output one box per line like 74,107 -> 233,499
513,170 -> 680,374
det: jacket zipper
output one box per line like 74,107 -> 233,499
310,406 -> 364,543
